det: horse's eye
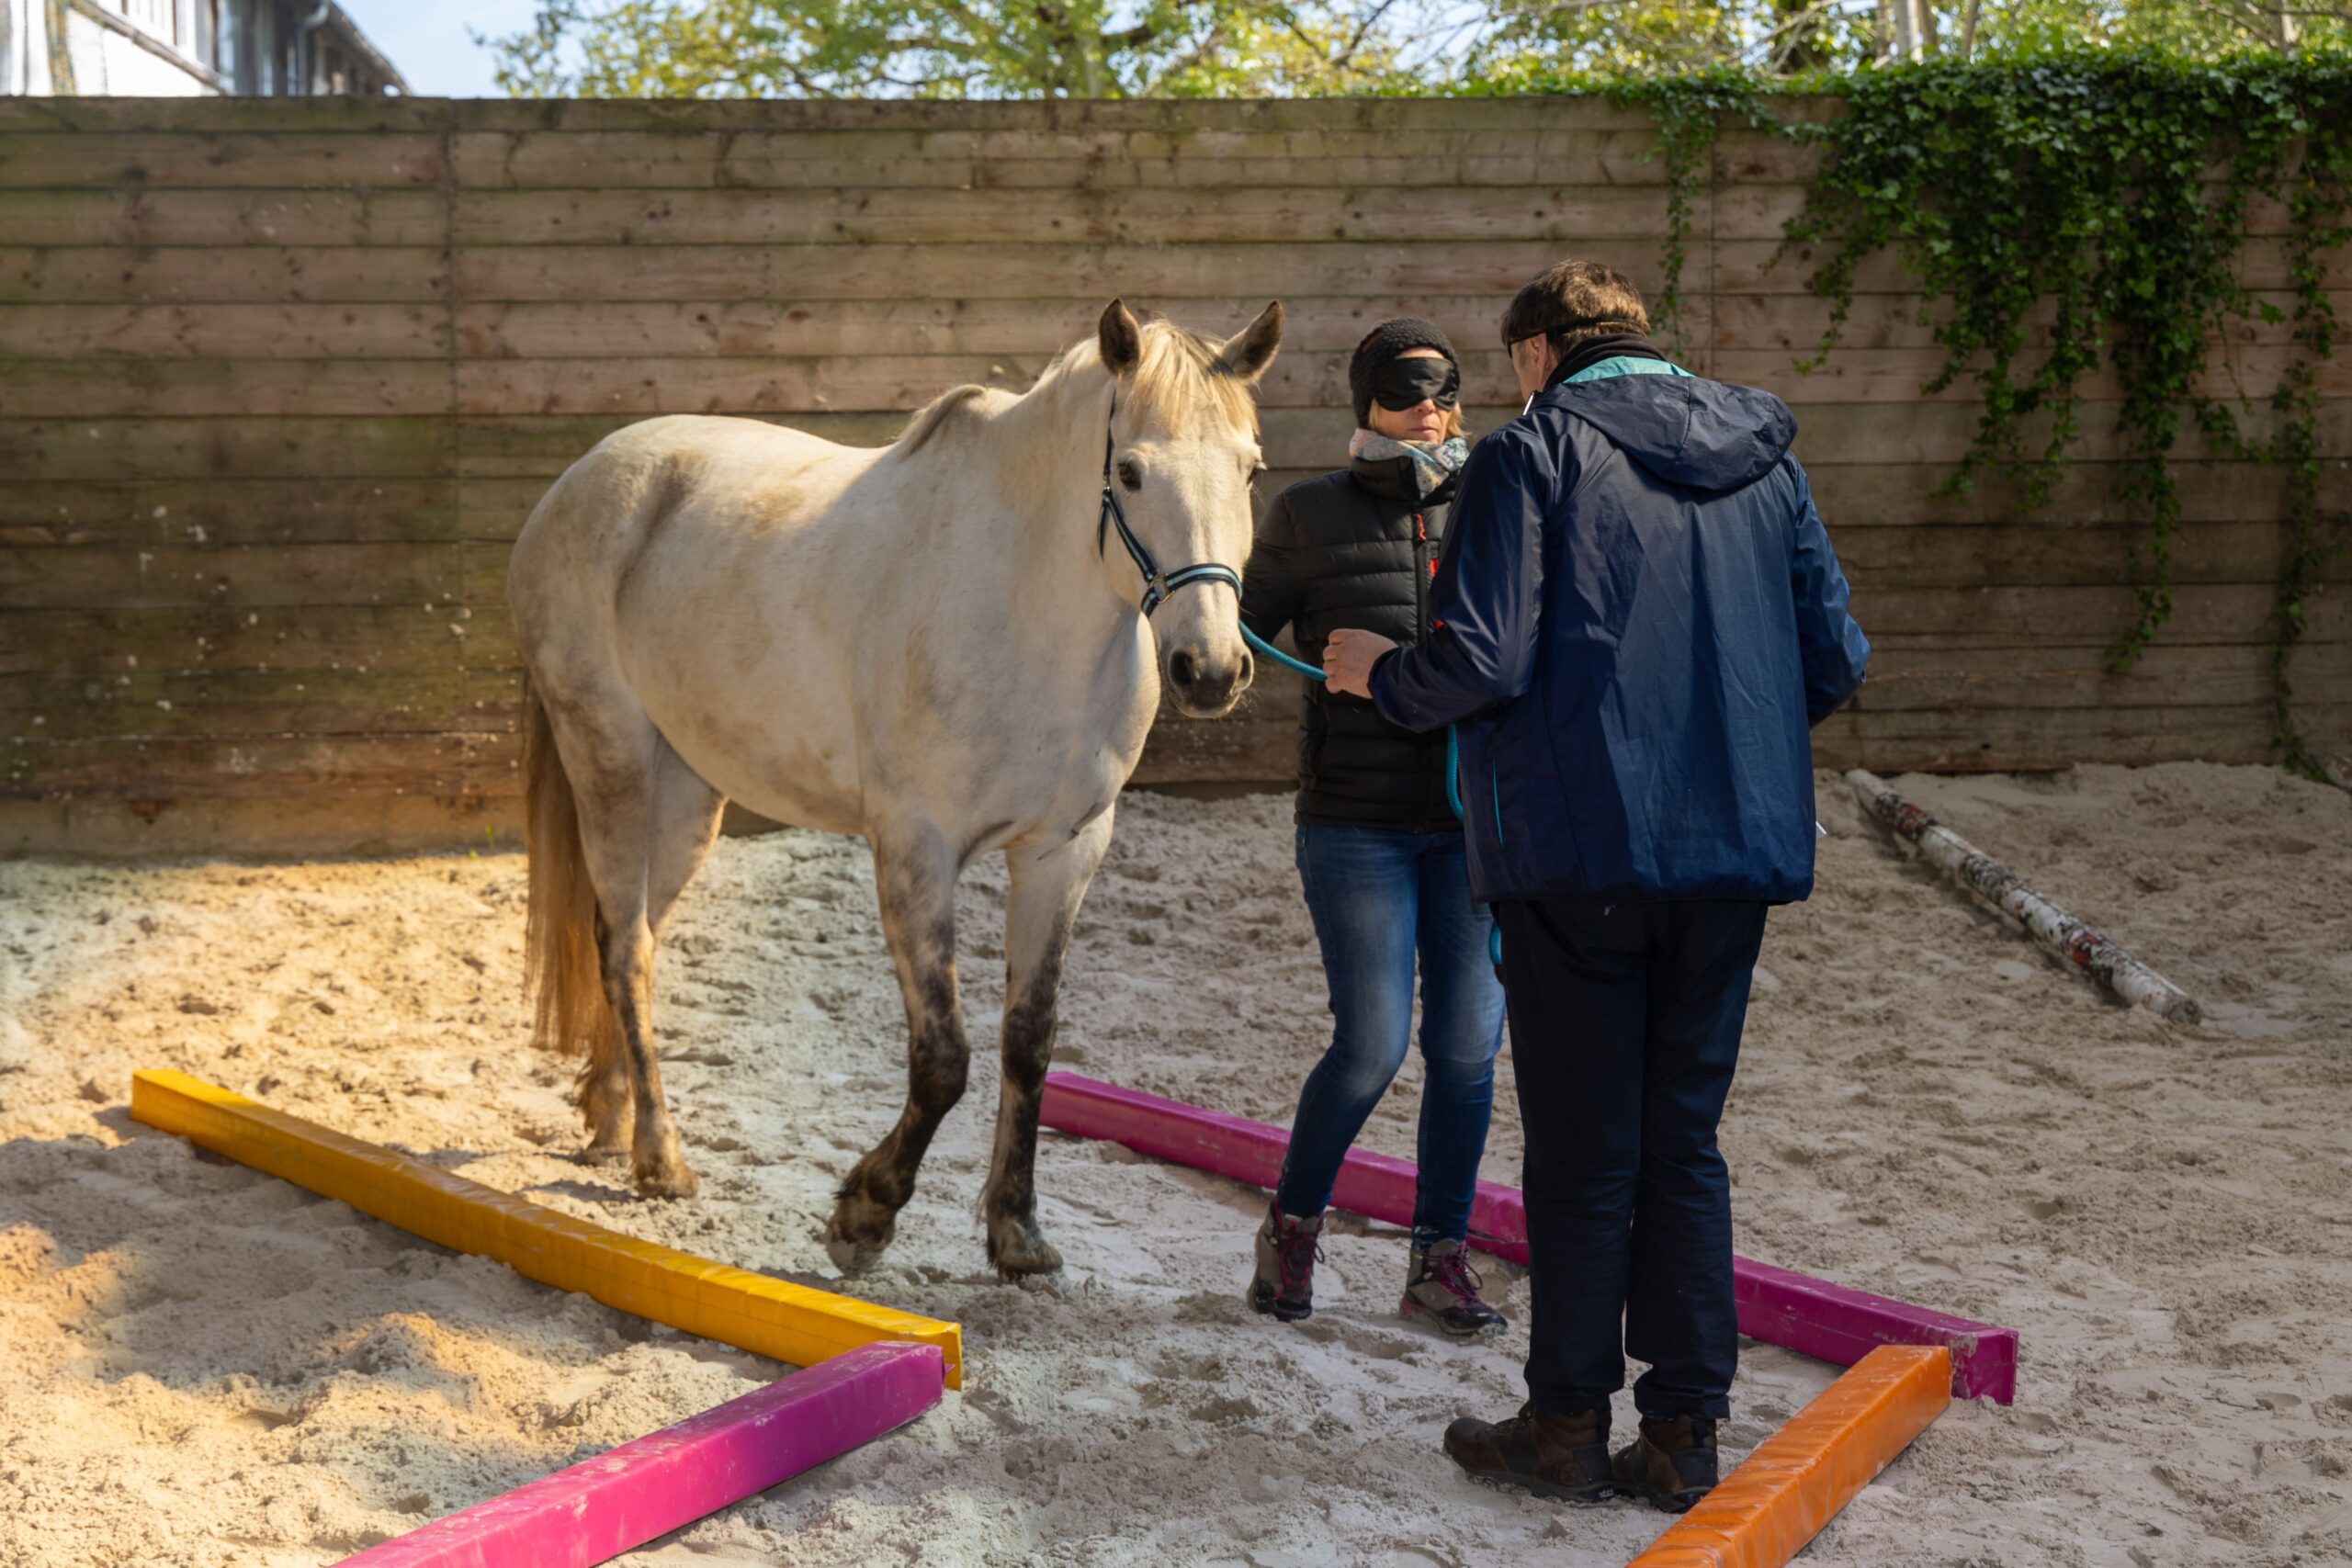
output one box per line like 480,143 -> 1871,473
1117,460 -> 1142,492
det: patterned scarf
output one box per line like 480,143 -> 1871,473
1347,430 -> 1469,499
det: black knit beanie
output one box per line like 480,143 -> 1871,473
1349,318 -> 1458,428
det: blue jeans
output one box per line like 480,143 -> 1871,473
1274,825 -> 1508,1249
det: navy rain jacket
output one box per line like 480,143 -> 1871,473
1367,367 -> 1871,905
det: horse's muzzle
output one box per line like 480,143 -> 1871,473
1166,646 -> 1250,717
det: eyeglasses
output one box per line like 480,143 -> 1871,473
1506,332 -> 1554,355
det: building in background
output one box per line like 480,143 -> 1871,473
3,0 -> 407,96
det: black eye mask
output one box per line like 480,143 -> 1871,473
1371,356 -> 1461,412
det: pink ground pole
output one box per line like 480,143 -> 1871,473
1040,1072 -> 2017,1404
338,1341 -> 945,1568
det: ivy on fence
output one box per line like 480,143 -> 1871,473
1591,56 -> 2352,777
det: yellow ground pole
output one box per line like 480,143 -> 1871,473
1628,1344 -> 1951,1568
130,1069 -> 963,1388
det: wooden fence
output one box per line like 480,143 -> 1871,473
2,96 -> 2345,851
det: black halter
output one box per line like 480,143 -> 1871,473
1095,394 -> 1242,616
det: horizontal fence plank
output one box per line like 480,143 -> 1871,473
1,666 -> 475,739
1713,183 -> 2298,243
1689,459 -> 2315,527
0,479 -> 459,546
0,187 -> 447,246
0,99 -> 452,134
1767,519 -> 2303,589
1851,641 -> 2352,711
451,296 -> 1566,361
448,124 -> 1681,187
0,303 -> 451,359
1713,290 -> 2330,354
450,183 -> 1682,245
0,359 -> 454,417
450,97 -> 1683,135
0,732 -> 513,799
1787,398 -> 2352,466
0,247 -> 449,304
0,96 -> 1699,140
0,604 -> 475,676
0,543 -> 466,611
1720,344 -> 2350,405
0,132 -> 448,189
1811,701 -> 2348,772
1848,583 -> 2348,647
1719,237 -> 2352,295
457,149 -> 1685,195
451,241 -> 1620,304
0,417 -> 451,479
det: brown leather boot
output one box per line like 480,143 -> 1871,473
1611,1414 -> 1719,1513
1442,1403 -> 1620,1504
1244,1201 -> 1323,1323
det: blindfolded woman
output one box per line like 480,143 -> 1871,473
1237,320 -> 1509,1340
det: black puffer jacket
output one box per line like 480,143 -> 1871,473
1241,453 -> 1460,833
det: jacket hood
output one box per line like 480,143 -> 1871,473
1541,374 -> 1795,493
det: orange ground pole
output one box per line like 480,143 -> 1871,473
129,1069 -> 963,1387
1628,1344 -> 1951,1568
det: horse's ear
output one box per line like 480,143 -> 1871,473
1098,299 -> 1143,379
1217,300 -> 1284,384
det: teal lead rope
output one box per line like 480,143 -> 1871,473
1238,626 -> 1502,974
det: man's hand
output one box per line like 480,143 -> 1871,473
1322,628 -> 1397,699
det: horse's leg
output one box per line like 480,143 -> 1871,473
826,829 -> 967,1273
646,740 -> 727,937
600,739 -> 727,1141
550,693 -> 701,1200
982,811 -> 1114,1278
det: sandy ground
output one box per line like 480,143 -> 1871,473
0,761 -> 2346,1567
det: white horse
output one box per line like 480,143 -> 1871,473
508,300 -> 1283,1277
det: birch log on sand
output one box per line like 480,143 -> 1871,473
1844,769 -> 2202,1024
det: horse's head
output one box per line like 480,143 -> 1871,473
1095,298 -> 1283,718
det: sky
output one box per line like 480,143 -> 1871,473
339,0 -> 541,96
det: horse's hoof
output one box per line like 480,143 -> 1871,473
987,1220 -> 1063,1280
824,1192 -> 898,1275
632,1158 -> 700,1200
579,1139 -> 630,1167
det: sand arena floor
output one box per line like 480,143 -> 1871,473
0,762 -> 2346,1566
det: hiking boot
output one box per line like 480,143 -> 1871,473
1245,1201 -> 1323,1322
1442,1403 -> 1619,1504
1400,1238 -> 1508,1340
1612,1414 -> 1720,1514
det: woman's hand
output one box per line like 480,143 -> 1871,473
1323,628 -> 1398,698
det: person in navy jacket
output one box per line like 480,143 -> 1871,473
1323,260 -> 1870,1515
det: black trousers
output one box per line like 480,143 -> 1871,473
1492,897 -> 1769,1421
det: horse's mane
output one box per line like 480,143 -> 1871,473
888,318 -> 1257,463
892,383 -> 992,457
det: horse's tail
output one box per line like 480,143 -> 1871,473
521,675 -> 620,1094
